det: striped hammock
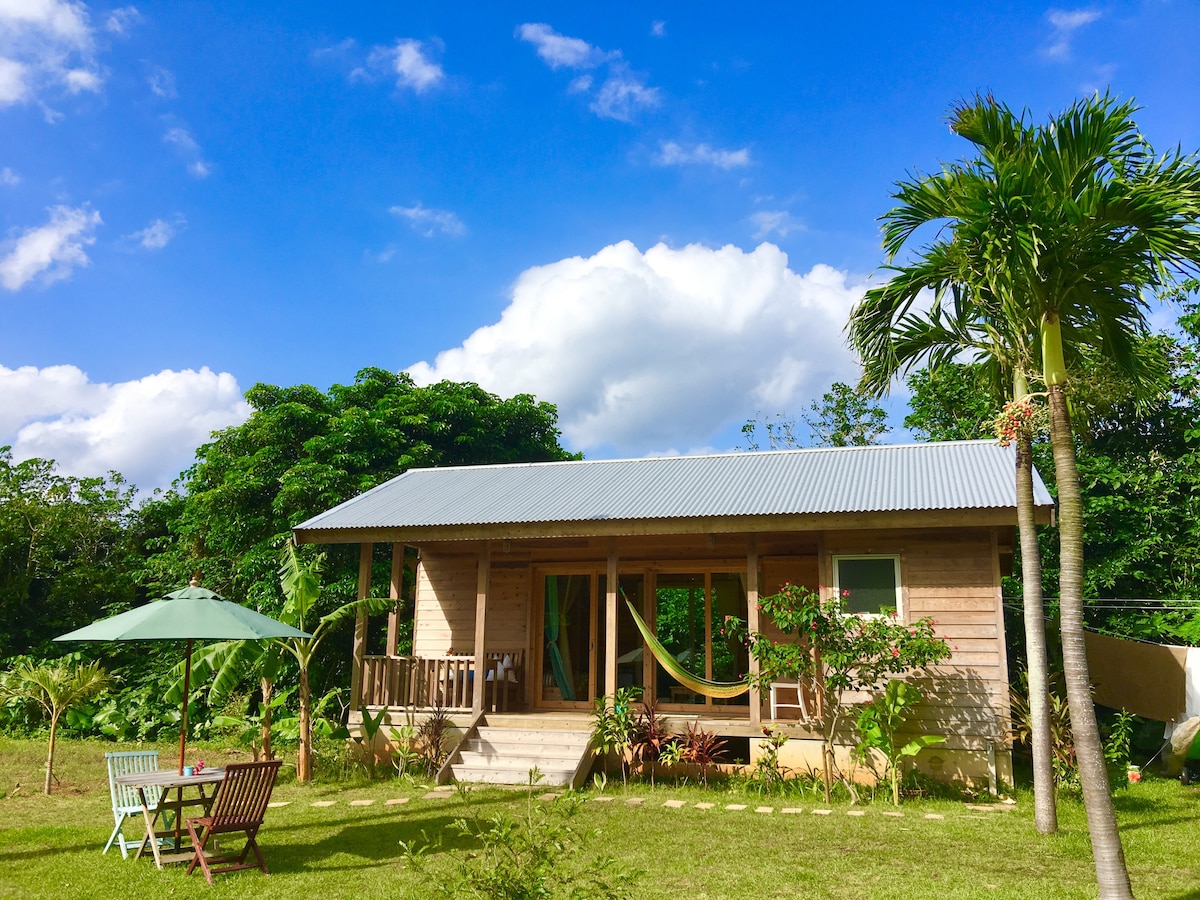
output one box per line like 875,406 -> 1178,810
626,599 -> 749,699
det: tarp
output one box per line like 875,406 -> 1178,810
1083,631 -> 1188,722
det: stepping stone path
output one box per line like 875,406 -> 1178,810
625,797 -> 645,805
311,800 -> 336,808
385,798 -> 410,806
924,813 -> 945,820
591,796 -> 614,803
537,793 -> 561,802
724,804 -> 747,811
423,791 -> 452,800
781,808 -> 803,814
694,802 -> 714,810
881,811 -> 903,818
267,801 -> 290,808
350,799 -> 374,807
755,806 -> 773,814
662,800 -> 686,808
812,809 -> 832,815
846,810 -> 866,817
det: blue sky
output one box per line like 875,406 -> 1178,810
2,2 -> 1198,491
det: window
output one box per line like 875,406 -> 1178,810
833,556 -> 902,618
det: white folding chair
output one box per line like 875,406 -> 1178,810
104,750 -> 170,858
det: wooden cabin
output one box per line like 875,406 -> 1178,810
293,440 -> 1054,788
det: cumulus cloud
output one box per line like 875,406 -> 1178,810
0,165 -> 18,185
0,204 -> 101,291
591,68 -> 659,121
372,38 -> 443,92
516,23 -> 611,69
1044,7 -> 1100,59
126,215 -> 184,250
390,202 -> 465,237
0,363 -> 250,490
163,126 -> 211,178
409,241 -> 865,455
657,141 -> 750,170
0,0 -> 103,108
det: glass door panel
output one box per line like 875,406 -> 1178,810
541,574 -> 593,705
654,573 -> 706,705
709,572 -> 750,707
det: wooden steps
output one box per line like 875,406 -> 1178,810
445,716 -> 594,788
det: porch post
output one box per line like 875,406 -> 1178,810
473,541 -> 490,713
349,542 -> 372,712
747,536 -> 761,728
386,543 -> 404,657
605,542 -> 618,706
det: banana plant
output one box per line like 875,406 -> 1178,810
855,679 -> 945,806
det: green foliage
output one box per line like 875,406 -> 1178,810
591,687 -> 642,784
803,382 -> 890,447
1009,668 -> 1077,793
747,725 -> 791,795
854,679 -> 946,805
403,770 -> 636,899
904,365 -> 997,441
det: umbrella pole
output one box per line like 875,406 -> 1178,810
179,638 -> 192,775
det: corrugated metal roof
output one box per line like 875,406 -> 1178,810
294,440 -> 1053,532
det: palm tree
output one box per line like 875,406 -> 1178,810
1,660 -> 113,794
850,93 -> 1200,899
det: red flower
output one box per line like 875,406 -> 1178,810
891,647 -> 899,658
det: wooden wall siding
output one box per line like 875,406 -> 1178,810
412,552 -> 529,657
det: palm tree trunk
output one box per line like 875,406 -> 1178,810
43,714 -> 58,795
1016,432 -> 1057,833
1047,385 -> 1133,899
260,676 -> 274,761
297,666 -> 312,782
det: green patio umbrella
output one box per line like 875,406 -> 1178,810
55,579 -> 311,774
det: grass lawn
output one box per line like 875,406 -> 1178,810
1,737 -> 1198,899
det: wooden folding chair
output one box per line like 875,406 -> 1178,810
185,760 -> 282,884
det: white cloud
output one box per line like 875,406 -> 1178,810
163,126 -> 211,178
567,74 -> 592,94
591,69 -> 660,122
0,204 -> 100,291
749,210 -> 799,239
378,38 -> 443,93
516,23 -> 611,70
409,240 -> 864,455
1044,7 -> 1100,59
0,165 -> 18,185
147,64 -> 175,98
0,0 -> 103,108
651,21 -> 666,38
657,141 -> 750,170
390,202 -> 465,238
0,363 -> 250,490
104,6 -> 140,36
126,216 -> 183,250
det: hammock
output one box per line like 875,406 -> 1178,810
626,599 -> 749,699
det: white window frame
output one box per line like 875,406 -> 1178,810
832,555 -> 903,619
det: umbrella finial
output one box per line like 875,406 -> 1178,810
189,572 -> 201,588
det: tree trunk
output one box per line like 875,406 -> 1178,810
43,714 -> 58,795
297,667 -> 312,782
260,677 -> 274,762
1016,432 -> 1057,833
1047,385 -> 1133,899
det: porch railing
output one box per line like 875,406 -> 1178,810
360,655 -> 477,711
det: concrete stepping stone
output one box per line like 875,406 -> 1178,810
385,798 -> 410,806
625,797 -> 645,805
311,800 -> 336,807
924,813 -> 945,820
881,811 -> 903,818
781,808 -> 803,814
267,801 -> 290,808
537,793 -> 561,802
350,799 -> 374,806
663,799 -> 686,808
724,804 -> 747,811
423,791 -> 452,800
812,809 -> 832,815
846,810 -> 866,817
965,804 -> 997,811
754,806 -> 773,814
591,796 -> 615,803
694,802 -> 714,810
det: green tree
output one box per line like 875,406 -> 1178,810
853,93 -> 1200,899
903,365 -> 995,442
803,382 -> 889,447
0,659 -> 113,793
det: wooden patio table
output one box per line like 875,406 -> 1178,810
114,768 -> 225,868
